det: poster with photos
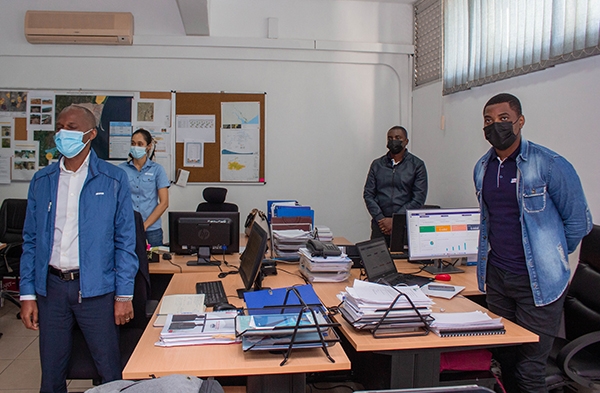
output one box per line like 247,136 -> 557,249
0,91 -> 27,114
13,141 -> 38,181
27,91 -> 55,131
0,118 -> 12,149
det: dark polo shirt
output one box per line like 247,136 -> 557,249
482,144 -> 528,275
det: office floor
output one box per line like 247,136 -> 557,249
0,301 -> 362,393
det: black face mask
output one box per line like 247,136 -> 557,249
484,121 -> 518,151
387,140 -> 404,155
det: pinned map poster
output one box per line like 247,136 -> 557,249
220,128 -> 260,182
220,102 -> 260,182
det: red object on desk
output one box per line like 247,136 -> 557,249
435,274 -> 451,281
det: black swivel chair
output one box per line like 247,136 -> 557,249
546,224 -> 600,392
0,199 -> 27,319
66,211 -> 157,384
196,187 -> 238,212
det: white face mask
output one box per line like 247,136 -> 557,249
54,129 -> 93,158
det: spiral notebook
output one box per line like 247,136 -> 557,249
431,326 -> 506,337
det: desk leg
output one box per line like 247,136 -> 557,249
381,350 -> 441,388
246,373 -> 305,393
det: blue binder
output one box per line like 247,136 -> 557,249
243,284 -> 323,315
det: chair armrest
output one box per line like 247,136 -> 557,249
145,299 -> 159,319
557,331 -> 600,390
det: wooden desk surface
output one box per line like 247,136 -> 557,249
122,272 -> 350,380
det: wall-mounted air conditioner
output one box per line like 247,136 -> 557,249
25,10 -> 133,45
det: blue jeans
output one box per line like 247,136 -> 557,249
486,263 -> 566,393
37,274 -> 121,393
146,228 -> 163,247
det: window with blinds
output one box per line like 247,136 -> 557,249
414,0 -> 442,87
443,0 -> 600,95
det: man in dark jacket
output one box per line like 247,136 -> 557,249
363,126 -> 428,244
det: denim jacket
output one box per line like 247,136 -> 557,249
20,150 -> 138,298
474,138 -> 592,306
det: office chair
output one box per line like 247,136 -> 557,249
66,211 -> 157,383
546,224 -> 600,392
196,187 -> 238,212
0,199 -> 27,319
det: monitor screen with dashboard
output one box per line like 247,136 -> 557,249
168,211 -> 240,265
406,207 -> 480,274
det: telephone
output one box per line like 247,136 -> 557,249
306,239 -> 342,257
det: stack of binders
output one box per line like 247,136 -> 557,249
298,247 -> 352,282
338,279 -> 434,338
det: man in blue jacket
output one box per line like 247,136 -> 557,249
474,93 -> 592,393
364,125 -> 428,244
20,105 -> 138,393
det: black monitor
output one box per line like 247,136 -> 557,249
168,211 -> 240,266
237,222 -> 269,298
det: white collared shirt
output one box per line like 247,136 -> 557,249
49,153 -> 91,271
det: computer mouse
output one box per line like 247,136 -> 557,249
213,303 -> 237,311
162,253 -> 172,260
435,274 -> 451,281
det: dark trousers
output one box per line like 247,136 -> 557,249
486,263 -> 566,393
37,274 -> 121,393
370,220 -> 390,246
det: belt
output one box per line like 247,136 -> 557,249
48,265 -> 80,281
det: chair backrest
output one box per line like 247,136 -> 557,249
563,224 -> 600,341
0,198 -> 27,244
196,187 -> 238,212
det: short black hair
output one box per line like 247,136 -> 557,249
484,93 -> 522,117
388,125 -> 408,138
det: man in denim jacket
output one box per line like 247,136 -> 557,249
473,93 -> 592,393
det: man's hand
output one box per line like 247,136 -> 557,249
378,217 -> 393,235
21,300 -> 39,330
114,300 -> 134,325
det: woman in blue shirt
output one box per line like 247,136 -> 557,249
119,129 -> 170,246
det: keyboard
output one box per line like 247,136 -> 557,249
195,281 -> 228,307
389,252 -> 409,260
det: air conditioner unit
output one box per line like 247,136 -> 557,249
25,10 -> 133,45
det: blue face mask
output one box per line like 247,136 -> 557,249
54,129 -> 93,158
130,146 -> 147,159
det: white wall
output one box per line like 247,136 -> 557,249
412,56 -> 600,265
0,0 -> 415,244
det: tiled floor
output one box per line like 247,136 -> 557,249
0,301 -> 361,393
0,300 -> 95,393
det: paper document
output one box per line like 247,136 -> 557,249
153,294 -> 206,327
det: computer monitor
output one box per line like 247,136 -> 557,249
406,207 -> 481,274
168,211 -> 240,266
237,222 -> 269,298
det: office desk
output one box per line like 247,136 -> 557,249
312,278 -> 538,389
123,272 -> 350,393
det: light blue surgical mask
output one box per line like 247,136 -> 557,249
54,129 -> 93,158
130,146 -> 147,159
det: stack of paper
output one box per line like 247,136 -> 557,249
298,247 -> 352,282
430,311 -> 505,337
337,279 -> 434,334
272,229 -> 312,258
313,226 -> 333,242
156,311 -> 239,347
